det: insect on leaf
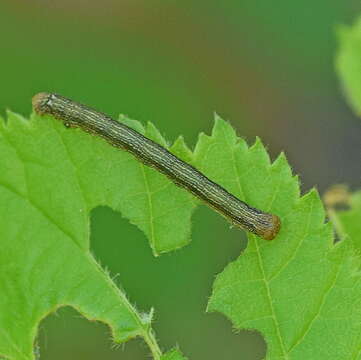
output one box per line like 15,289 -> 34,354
1,109 -> 360,360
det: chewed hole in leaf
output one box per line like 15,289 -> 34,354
37,306 -> 148,359
90,205 -> 267,359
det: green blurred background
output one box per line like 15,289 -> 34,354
1,1 -> 361,359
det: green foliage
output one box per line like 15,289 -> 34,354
0,111 -> 360,360
332,190 -> 361,251
0,111 -> 193,359
336,17 -> 361,116
204,121 -> 361,359
161,349 -> 187,360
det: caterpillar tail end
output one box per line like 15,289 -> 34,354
261,214 -> 281,240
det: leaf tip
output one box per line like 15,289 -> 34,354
119,115 -> 145,134
253,136 -> 265,148
146,121 -> 168,147
171,135 -> 193,162
211,114 -> 238,143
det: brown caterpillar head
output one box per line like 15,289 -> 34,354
32,92 -> 54,115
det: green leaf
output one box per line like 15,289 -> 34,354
336,18 -> 361,116
202,119 -> 361,359
1,110 -> 361,360
161,349 -> 187,360
0,111 -> 193,359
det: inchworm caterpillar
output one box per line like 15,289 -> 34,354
32,93 -> 281,240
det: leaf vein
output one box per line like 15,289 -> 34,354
287,256 -> 343,354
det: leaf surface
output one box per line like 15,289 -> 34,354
0,112 -> 193,359
201,119 -> 361,360
161,349 -> 187,360
336,17 -> 361,116
1,111 -> 360,360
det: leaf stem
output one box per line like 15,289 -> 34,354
142,329 -> 162,360
88,254 -> 163,360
